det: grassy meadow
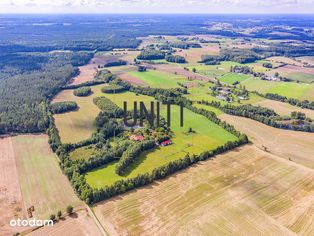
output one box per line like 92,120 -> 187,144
128,70 -> 189,88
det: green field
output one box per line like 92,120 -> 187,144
218,73 -> 250,84
13,135 -> 81,219
286,72 -> 314,83
85,101 -> 238,188
241,78 -> 314,100
128,70 -> 188,88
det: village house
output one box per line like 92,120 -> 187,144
130,135 -> 145,141
159,139 -> 172,146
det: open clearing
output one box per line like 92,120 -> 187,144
174,45 -> 220,63
28,209 -> 102,236
93,145 -> 314,236
52,85 -> 103,143
85,97 -> 238,188
70,54 -> 119,85
52,87 -> 155,143
254,99 -> 314,119
220,114 -> 314,169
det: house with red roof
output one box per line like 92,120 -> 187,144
130,135 -> 145,141
160,139 -> 172,146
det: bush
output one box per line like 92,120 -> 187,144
57,210 -> 62,218
66,205 -> 73,214
73,86 -> 91,97
50,101 -> 78,114
49,214 -> 56,221
101,84 -> 125,94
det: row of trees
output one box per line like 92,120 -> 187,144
115,140 -> 156,175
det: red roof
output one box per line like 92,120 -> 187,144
130,135 -> 145,141
161,139 -> 172,145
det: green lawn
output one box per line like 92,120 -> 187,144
128,70 -> 188,88
85,103 -> 238,188
241,78 -> 313,99
218,73 -> 250,84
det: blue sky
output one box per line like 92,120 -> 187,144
1,0 -> 314,14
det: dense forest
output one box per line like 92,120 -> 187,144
0,52 -> 92,134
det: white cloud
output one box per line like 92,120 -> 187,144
0,0 -> 314,13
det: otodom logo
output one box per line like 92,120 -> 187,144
10,218 -> 54,227
123,101 -> 184,127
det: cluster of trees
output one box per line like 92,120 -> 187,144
50,101 -> 78,114
220,48 -> 260,64
93,97 -> 124,116
101,84 -> 125,94
61,80 -> 106,90
94,69 -> 116,83
165,55 -> 186,63
137,49 -> 165,60
201,55 -> 222,65
73,87 -> 92,97
104,60 -> 127,67
230,65 -> 253,74
115,140 -> 156,175
169,42 -> 201,49
262,62 -> 273,68
257,92 -> 314,110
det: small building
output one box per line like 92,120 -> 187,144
160,139 -> 172,146
130,135 -> 145,141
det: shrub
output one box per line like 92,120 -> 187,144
101,84 -> 125,94
66,205 -> 73,214
50,101 -> 78,114
73,86 -> 91,97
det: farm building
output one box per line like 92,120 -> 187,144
130,135 -> 145,141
